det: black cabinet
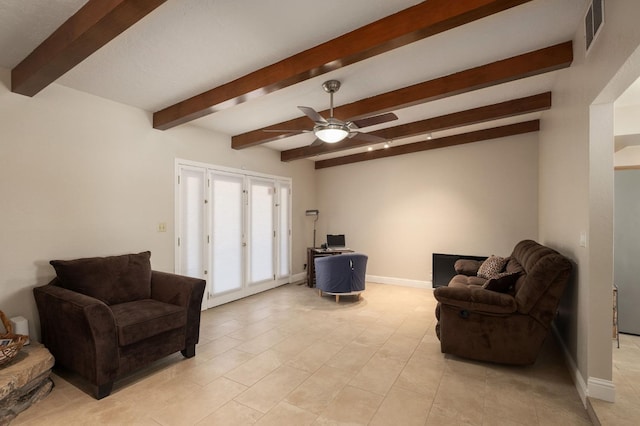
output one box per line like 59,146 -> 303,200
432,253 -> 487,288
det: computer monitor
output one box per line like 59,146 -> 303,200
326,234 -> 346,248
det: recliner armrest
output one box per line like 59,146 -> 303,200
454,259 -> 483,276
433,286 -> 517,314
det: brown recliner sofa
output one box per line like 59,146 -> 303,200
33,251 -> 205,399
433,240 -> 572,365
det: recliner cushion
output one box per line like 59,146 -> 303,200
50,251 -> 152,305
482,272 -> 520,293
111,299 -> 187,346
448,274 -> 486,288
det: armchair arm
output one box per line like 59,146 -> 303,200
433,286 -> 517,314
33,282 -> 118,386
150,271 -> 206,348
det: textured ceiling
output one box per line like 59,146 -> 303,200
0,0 -> 88,69
0,0 -> 593,162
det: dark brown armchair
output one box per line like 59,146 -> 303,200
33,251 -> 205,399
434,240 -> 572,365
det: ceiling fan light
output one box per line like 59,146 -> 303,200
315,124 -> 349,143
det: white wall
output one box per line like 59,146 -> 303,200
615,145 -> 640,167
315,133 -> 539,286
0,68 -> 316,340
538,0 -> 640,402
614,104 -> 640,135
614,170 -> 640,334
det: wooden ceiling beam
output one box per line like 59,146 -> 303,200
281,92 -> 551,162
153,0 -> 534,130
315,120 -> 540,169
235,41 -> 572,150
11,0 -> 166,97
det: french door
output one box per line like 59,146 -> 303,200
210,171 -> 244,297
176,161 -> 291,309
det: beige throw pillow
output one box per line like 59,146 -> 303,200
477,255 -> 508,279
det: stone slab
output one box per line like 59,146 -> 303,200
0,343 -> 54,424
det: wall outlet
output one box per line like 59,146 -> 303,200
158,222 -> 167,232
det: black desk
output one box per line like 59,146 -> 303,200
306,247 -> 354,287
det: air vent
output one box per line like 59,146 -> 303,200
585,0 -> 604,54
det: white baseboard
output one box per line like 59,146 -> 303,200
588,377 -> 616,403
553,324 -> 589,406
551,324 -> 615,405
366,275 -> 431,289
290,272 -> 306,284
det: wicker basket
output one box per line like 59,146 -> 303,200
0,310 -> 28,367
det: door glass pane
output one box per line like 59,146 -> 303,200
249,179 -> 274,283
178,168 -> 205,278
278,182 -> 290,277
211,173 -> 244,295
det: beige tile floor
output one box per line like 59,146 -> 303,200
590,333 -> 640,425
14,282 -> 593,425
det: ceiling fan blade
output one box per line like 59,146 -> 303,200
298,106 -> 327,124
309,138 -> 324,147
350,112 -> 398,129
350,132 -> 386,143
263,129 -> 309,134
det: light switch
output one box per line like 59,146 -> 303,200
158,222 -> 167,232
579,231 -> 587,248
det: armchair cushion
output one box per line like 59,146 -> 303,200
111,299 -> 187,346
50,251 -> 152,305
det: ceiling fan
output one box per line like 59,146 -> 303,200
267,80 -> 398,147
